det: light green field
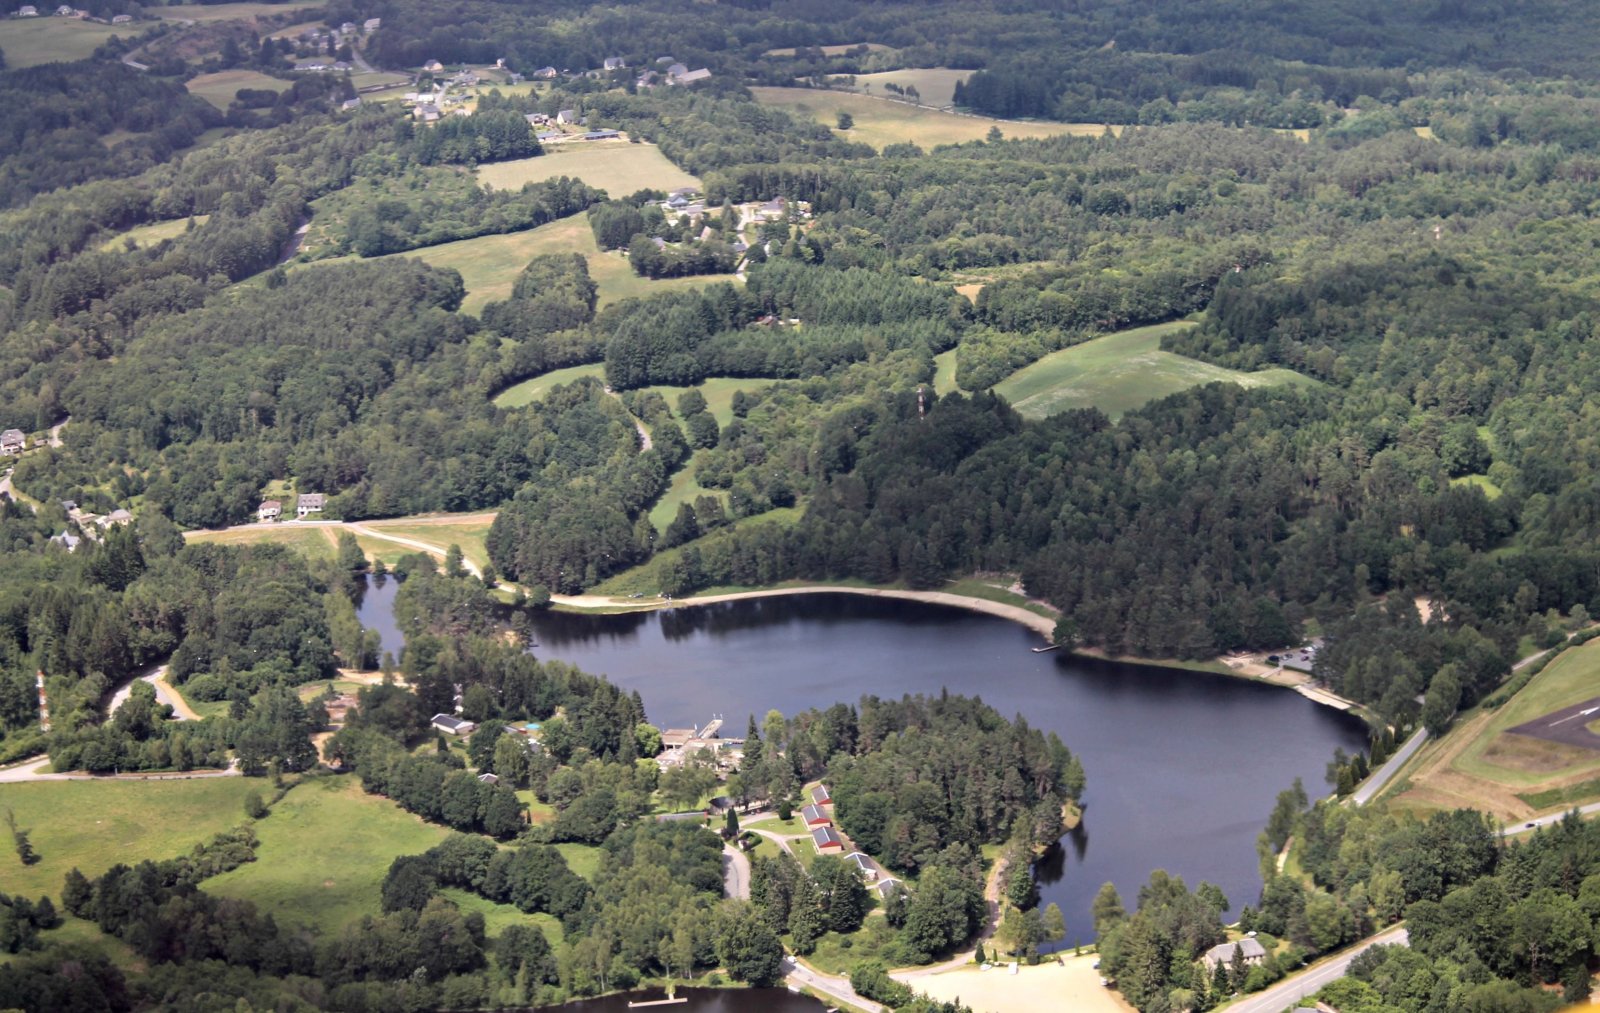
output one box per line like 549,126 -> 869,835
99,215 -> 211,252
477,142 -> 700,197
159,2 -> 322,22
186,523 -> 340,559
493,363 -> 605,408
0,17 -> 124,68
992,321 -> 1316,420
439,889 -> 565,943
554,842 -> 601,882
297,213 -> 733,315
364,516 -> 495,570
0,777 -> 264,903
850,68 -> 971,108
208,776 -> 452,930
186,69 -> 292,109
591,507 -> 803,596
638,376 -> 780,427
1455,640 -> 1600,787
752,86 -> 1117,151
932,348 -> 960,394
1452,474 -> 1503,499
763,42 -> 891,56
649,452 -> 725,532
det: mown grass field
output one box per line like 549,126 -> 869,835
638,376 -> 780,427
159,1 -> 322,22
0,777 -> 264,903
1451,473 -> 1503,499
992,321 -> 1316,420
207,775 -> 453,930
185,69 -> 292,109
440,889 -> 565,943
849,68 -> 971,108
477,142 -> 700,197
751,86 -> 1117,150
493,362 -> 605,408
186,523 -> 340,560
648,452 -> 723,532
99,215 -> 211,252
0,16 -> 125,68
297,213 -> 733,315
762,42 -> 890,56
364,516 -> 495,570
932,348 -> 961,394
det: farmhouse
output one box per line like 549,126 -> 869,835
16,6 -> 38,15
49,531 -> 80,552
533,66 -> 557,79
672,68 -> 712,86
555,108 -> 578,125
800,803 -> 832,827
53,4 -> 70,14
99,509 -> 132,528
110,12 -> 129,22
257,500 -> 282,522
0,430 -> 24,455
603,56 -> 626,71
424,59 -> 444,72
1200,937 -> 1266,973
296,493 -> 325,517
431,713 -> 477,735
811,826 -> 844,853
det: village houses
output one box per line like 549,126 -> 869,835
0,429 -> 25,455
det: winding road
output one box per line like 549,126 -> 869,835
1223,926 -> 1408,1013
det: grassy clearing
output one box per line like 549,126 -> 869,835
160,2 -> 322,22
942,577 -> 1057,620
649,453 -> 725,532
364,517 -> 494,570
992,321 -> 1317,420
763,42 -> 890,56
801,920 -> 898,977
186,524 -> 339,560
638,377 -> 780,427
493,363 -> 605,408
208,776 -> 452,930
752,86 -> 1116,151
0,17 -> 125,68
439,889 -> 565,943
99,215 -> 211,252
0,777 -> 263,902
185,69 -> 292,110
1452,473 -> 1503,499
590,507 -> 804,596
554,842 -> 602,882
849,68 -> 970,108
478,142 -> 700,197
932,349 -> 961,395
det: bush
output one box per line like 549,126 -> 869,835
244,791 -> 268,820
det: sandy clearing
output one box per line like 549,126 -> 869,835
897,954 -> 1131,1013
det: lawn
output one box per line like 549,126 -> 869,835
186,69 -> 292,110
849,68 -> 971,108
478,142 -> 700,197
295,213 -> 733,315
363,516 -> 495,570
186,523 -> 340,560
0,17 -> 126,68
932,348 -> 961,394
207,775 -> 453,931
99,215 -> 211,252
493,363 -> 605,408
158,2 -> 322,22
589,507 -> 804,596
1452,473 -> 1503,499
439,889 -> 564,944
1455,640 -> 1600,788
638,376 -> 781,427
992,321 -> 1317,420
649,452 -> 725,532
554,842 -> 602,882
0,777 -> 264,903
752,86 -> 1117,151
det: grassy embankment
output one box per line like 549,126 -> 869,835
1386,638 -> 1600,820
0,16 -> 125,68
751,86 -> 1116,151
185,69 -> 291,110
992,320 -> 1318,421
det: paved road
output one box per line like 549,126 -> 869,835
782,957 -> 884,1013
1505,802 -> 1600,836
1224,926 -> 1407,1013
0,756 -> 238,783
109,665 -> 199,722
722,843 -> 750,900
1350,727 -> 1429,806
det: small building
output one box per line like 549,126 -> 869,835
0,429 -> 25,455
431,713 -> 477,735
875,877 -> 901,897
673,68 -> 712,85
53,4 -> 70,14
110,13 -> 130,22
844,852 -> 877,880
258,499 -> 282,522
800,803 -> 832,827
100,508 -> 132,527
477,772 -> 499,785
811,784 -> 832,806
296,493 -> 325,518
49,531 -> 80,552
533,66 -> 557,79
332,60 -> 353,71
811,826 -> 844,853
415,105 -> 441,122
341,97 -> 361,111
661,727 -> 696,749
17,5 -> 38,15
423,59 -> 444,72
362,17 -> 380,31
666,62 -> 688,78
555,108 -> 578,125
1200,938 -> 1266,973
536,131 -> 562,142
582,129 -> 621,140
603,56 -> 626,71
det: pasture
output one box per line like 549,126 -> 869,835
932,349 -> 961,394
477,141 -> 700,197
638,376 -> 781,427
186,523 -> 340,560
207,775 -> 453,930
0,16 -> 125,68
763,42 -> 890,57
752,86 -> 1117,151
649,452 -> 724,532
363,515 -> 495,570
493,363 -> 605,408
99,215 -> 211,252
157,2 -> 322,22
0,776 -> 264,903
992,321 -> 1315,420
186,68 -> 292,110
850,68 -> 971,108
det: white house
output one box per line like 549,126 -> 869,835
603,56 -> 626,71
296,493 -> 325,518
16,6 -> 39,16
0,429 -> 25,455
423,59 -> 444,72
431,713 -> 477,735
257,499 -> 282,522
556,108 -> 578,125
1200,938 -> 1266,973
49,531 -> 80,552
362,17 -> 380,31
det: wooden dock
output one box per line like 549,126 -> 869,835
626,998 -> 688,1008
1030,644 -> 1062,653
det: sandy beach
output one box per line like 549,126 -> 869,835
896,954 -> 1133,1013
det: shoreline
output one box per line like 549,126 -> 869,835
549,584 -> 1366,714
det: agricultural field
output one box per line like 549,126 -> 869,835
185,68 -> 292,110
1389,639 -> 1600,820
0,16 -> 126,68
751,86 -> 1117,150
849,68 -> 971,108
0,777 -> 264,903
477,141 -> 700,197
157,2 -> 322,22
762,41 -> 891,56
492,363 -> 605,408
98,214 -> 211,251
207,775 -> 453,930
186,523 -> 341,560
992,321 -> 1316,420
